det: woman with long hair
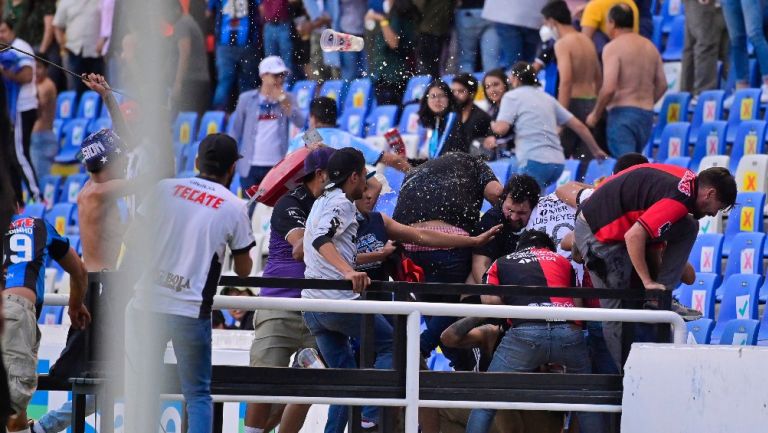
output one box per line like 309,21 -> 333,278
492,62 -> 606,189
481,69 -> 512,157
417,80 -> 467,156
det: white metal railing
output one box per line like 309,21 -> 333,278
43,294 -> 686,432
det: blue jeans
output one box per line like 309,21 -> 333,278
38,396 -> 96,433
264,22 -> 294,77
30,130 -> 58,179
519,160 -> 564,190
125,304 -> 213,433
302,310 -> 393,433
465,323 -> 607,433
721,0 -> 768,83
606,107 -> 654,157
495,24 -> 540,69
340,47 -> 367,82
213,45 -> 260,110
455,9 -> 500,72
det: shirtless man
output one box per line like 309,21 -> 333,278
541,1 -> 603,163
585,3 -> 666,158
30,58 -> 57,180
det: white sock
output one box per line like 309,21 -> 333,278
244,427 -> 264,433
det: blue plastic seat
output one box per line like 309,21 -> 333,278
374,191 -> 398,217
54,118 -> 90,163
728,120 -> 767,173
726,88 -> 762,143
55,90 -> 78,120
758,306 -> 768,345
99,93 -> 123,119
661,15 -> 685,61
712,274 -> 761,343
689,234 -> 724,275
402,75 -> 432,105
76,90 -> 102,120
173,111 -> 199,147
723,232 -> 765,280
319,80 -> 345,110
583,158 -> 616,184
40,175 -> 62,207
38,306 -> 64,325
689,90 -> 726,144
651,15 -> 664,51
690,121 -> 728,169
664,156 -> 691,168
184,141 -> 201,172
686,318 -> 715,344
59,174 -> 88,204
383,167 -> 405,192
53,118 -> 64,142
196,111 -> 226,141
657,122 -> 691,161
660,0 -> 684,34
45,203 -> 77,236
291,80 -> 318,114
677,273 -> 720,319
545,159 -> 580,194
398,103 -> 422,135
653,92 -> 691,145
366,105 -> 399,137
718,319 -> 760,345
487,159 -> 512,185
69,234 -> 81,255
21,203 -> 45,219
344,78 -> 372,113
722,193 -> 765,257
87,117 -> 112,134
338,107 -> 366,137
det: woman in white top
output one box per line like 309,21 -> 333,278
491,62 -> 607,189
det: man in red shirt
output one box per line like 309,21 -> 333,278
573,164 -> 736,369
466,230 -> 604,433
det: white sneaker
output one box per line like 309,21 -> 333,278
724,94 -> 735,110
761,84 -> 768,103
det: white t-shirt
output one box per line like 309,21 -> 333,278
251,97 -> 283,166
12,38 -> 37,112
302,187 -> 360,300
132,177 -> 255,319
481,0 -> 549,28
496,86 -> 571,166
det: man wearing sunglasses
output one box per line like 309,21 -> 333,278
230,56 -> 307,196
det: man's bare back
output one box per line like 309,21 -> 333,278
555,31 -> 601,101
77,180 -> 127,272
603,33 -> 666,111
33,77 -> 56,132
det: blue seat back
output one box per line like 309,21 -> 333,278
719,319 -> 760,345
173,111 -> 199,147
487,159 -> 512,185
689,233 -> 724,275
726,88 -> 762,142
21,203 -> 45,219
724,233 -> 766,279
291,80 -> 318,114
691,121 -> 728,168
54,118 -> 90,163
366,105 -> 399,137
690,90 -> 725,139
56,91 -> 78,120
60,174 -> 88,204
319,80 -> 345,109
76,91 -> 102,119
69,234 -> 82,255
729,120 -> 767,173
714,274 -> 762,342
398,103 -> 422,135
38,306 -> 64,325
677,273 -> 720,319
723,193 -> 765,255
339,107 -> 366,137
686,318 -> 715,344
402,75 -> 432,105
661,0 -> 684,33
661,15 -> 686,61
383,167 -> 405,192
664,156 -> 691,168
545,159 -> 581,194
657,122 -> 691,160
583,158 -> 616,184
88,117 -> 113,135
99,93 -> 123,119
374,191 -> 398,217
40,175 -> 62,208
196,111 -> 226,141
344,78 -> 372,113
653,92 -> 691,144
45,203 -> 77,235
184,141 -> 201,172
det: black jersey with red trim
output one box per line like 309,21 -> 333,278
486,247 -> 577,322
579,163 -> 696,243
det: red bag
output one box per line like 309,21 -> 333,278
390,252 -> 425,283
245,147 -> 311,207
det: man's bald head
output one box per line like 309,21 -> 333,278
608,3 -> 634,30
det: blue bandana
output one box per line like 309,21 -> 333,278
77,129 -> 126,172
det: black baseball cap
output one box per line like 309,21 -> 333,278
197,133 -> 242,175
326,147 -> 367,190
304,146 -> 336,175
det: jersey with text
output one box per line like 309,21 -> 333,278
579,164 -> 696,243
3,216 -> 69,309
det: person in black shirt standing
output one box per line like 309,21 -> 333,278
451,74 -> 492,153
472,174 -> 540,284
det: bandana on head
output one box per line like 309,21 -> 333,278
76,129 -> 126,172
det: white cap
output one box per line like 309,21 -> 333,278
259,56 -> 289,76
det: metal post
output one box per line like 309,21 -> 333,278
404,311 -> 421,433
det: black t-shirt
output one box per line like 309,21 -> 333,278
393,152 -> 497,234
473,206 -> 520,260
455,105 -> 492,149
356,211 -> 390,281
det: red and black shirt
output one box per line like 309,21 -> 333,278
486,247 -> 577,325
579,163 -> 696,243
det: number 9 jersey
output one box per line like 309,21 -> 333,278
2,216 -> 70,307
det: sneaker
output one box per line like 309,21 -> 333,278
671,299 -> 703,322
723,94 -> 735,110
761,84 -> 768,104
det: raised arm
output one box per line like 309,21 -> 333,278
82,74 -> 134,149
